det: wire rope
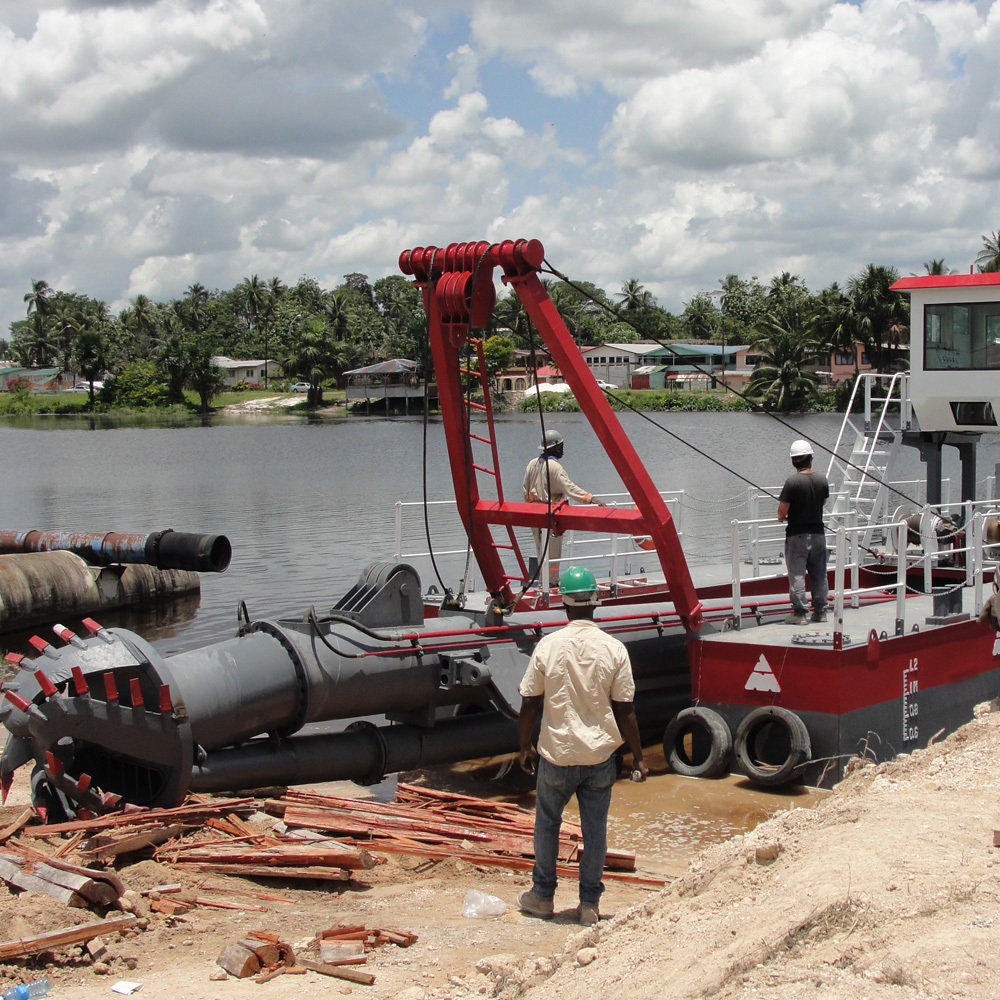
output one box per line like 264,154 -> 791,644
539,258 -> 930,514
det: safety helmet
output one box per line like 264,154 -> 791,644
559,566 -> 599,606
789,439 -> 813,459
539,429 -> 565,452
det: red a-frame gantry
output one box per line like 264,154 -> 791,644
399,238 -> 703,632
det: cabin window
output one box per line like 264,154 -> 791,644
924,302 -> 1000,370
834,352 -> 853,366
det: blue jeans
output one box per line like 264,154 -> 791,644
532,754 -> 617,906
784,532 -> 828,613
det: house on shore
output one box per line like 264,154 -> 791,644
212,357 -> 282,387
344,359 -> 437,415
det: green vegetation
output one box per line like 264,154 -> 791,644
3,230 -> 997,415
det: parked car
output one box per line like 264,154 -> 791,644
289,382 -> 311,393
595,380 -> 617,390
69,381 -> 104,392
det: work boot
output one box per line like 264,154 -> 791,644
784,611 -> 808,625
577,902 -> 600,926
811,609 -> 828,623
517,889 -> 554,919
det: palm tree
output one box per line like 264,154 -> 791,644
976,231 -> 1000,272
746,319 -> 824,411
237,274 -> 268,344
281,315 -> 338,406
70,326 -> 111,405
923,259 -> 952,275
131,294 -> 160,356
681,292 -> 721,340
846,264 -> 909,372
50,302 -> 82,370
24,279 -> 52,319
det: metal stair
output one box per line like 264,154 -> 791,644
826,373 -> 912,548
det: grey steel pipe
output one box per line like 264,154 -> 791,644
0,529 -> 232,573
189,686 -> 690,792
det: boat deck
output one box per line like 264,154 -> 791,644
704,590 -> 968,650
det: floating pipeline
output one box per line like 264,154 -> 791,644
0,530 -> 230,635
0,530 -> 232,574
0,551 -> 201,634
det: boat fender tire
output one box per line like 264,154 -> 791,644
734,707 -> 811,787
663,707 -> 732,778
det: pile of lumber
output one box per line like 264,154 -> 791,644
266,782 -> 663,888
5,783 -> 661,897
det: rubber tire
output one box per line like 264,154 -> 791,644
663,707 -> 733,778
733,707 -> 811,787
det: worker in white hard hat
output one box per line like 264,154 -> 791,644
777,439 -> 830,625
523,428 -> 607,581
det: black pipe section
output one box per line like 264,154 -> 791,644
0,529 -> 232,573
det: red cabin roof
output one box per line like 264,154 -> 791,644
891,273 -> 1000,291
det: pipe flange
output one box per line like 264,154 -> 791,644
345,720 -> 388,786
249,619 -> 311,737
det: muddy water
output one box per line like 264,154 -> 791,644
414,743 -> 829,879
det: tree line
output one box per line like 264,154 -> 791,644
4,230 -> 998,412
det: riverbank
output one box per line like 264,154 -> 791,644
3,705 -> 999,999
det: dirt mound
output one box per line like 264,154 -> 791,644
449,702 -> 1000,1000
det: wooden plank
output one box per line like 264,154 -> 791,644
194,897 -> 268,912
299,958 -> 375,986
0,857 -> 83,906
83,824 -> 194,860
20,798 -> 256,837
162,845 -> 377,870
0,914 -> 137,961
0,809 -> 34,843
183,864 -> 352,882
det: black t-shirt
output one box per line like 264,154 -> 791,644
779,471 -> 829,536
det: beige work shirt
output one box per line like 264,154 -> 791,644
518,619 -> 636,766
523,456 -> 593,505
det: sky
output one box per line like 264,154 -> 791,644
1,0 -> 998,333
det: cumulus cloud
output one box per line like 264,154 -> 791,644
469,0 -> 832,97
1,0 -> 999,331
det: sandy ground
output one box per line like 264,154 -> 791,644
3,706 -> 1000,1000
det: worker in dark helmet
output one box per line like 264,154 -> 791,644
516,566 -> 647,927
777,438 -> 830,625
523,429 -> 606,580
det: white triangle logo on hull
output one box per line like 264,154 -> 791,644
745,654 -> 781,693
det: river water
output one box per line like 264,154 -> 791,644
2,407 -> 997,867
1,408 -> 995,657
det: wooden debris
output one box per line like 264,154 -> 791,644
270,783 -> 642,879
0,849 -> 123,906
148,897 -> 191,917
217,934 -> 295,980
299,958 -> 376,986
0,914 -> 138,961
179,864 -> 352,882
158,843 -> 377,870
193,896 -> 268,912
0,808 -> 34,843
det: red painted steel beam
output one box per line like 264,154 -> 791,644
400,237 -> 703,629
505,268 -> 703,631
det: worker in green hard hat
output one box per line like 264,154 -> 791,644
523,429 -> 607,581
516,565 -> 647,927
